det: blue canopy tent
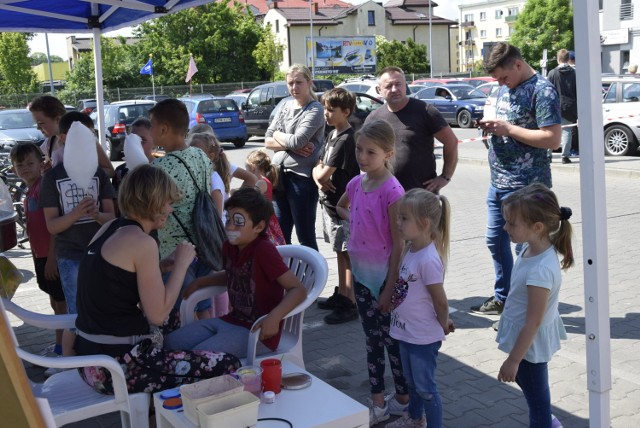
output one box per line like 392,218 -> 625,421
0,1 -> 613,426
0,0 -> 213,148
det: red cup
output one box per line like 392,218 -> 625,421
260,358 -> 282,394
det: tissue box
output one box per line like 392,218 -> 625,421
179,375 -> 244,424
196,391 -> 260,428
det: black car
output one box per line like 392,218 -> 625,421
97,100 -> 155,160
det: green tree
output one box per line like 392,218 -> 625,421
253,25 -> 285,81
132,2 -> 264,85
30,52 -> 64,66
376,36 -> 429,74
0,33 -> 39,94
508,0 -> 574,69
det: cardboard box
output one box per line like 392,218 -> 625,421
196,391 -> 260,428
179,375 -> 244,424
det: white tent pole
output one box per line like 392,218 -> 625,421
91,9 -> 107,153
573,1 -> 611,426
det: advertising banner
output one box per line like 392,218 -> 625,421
306,36 -> 376,75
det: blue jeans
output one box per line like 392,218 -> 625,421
486,185 -> 521,303
399,341 -> 442,427
516,359 -> 552,428
273,171 -> 319,251
165,259 -> 212,313
57,257 -> 81,314
561,118 -> 573,157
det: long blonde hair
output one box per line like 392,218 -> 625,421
502,183 -> 574,270
399,188 -> 451,268
188,132 -> 231,193
286,64 -> 318,101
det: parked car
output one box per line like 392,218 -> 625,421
64,105 -> 78,112
479,82 -> 500,120
461,76 -> 496,87
269,92 -> 383,134
338,77 -> 410,100
138,94 -> 171,102
76,99 -> 109,114
476,81 -> 499,96
226,93 -> 248,108
602,75 -> 640,155
312,79 -> 335,92
413,84 -> 486,128
409,84 -> 426,94
411,78 -> 460,87
0,109 -> 45,152
242,81 -> 290,137
180,97 -> 248,148
97,100 -> 155,160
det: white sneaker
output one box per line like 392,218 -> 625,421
385,415 -> 426,428
385,394 -> 409,416
551,414 -> 563,428
368,400 -> 390,426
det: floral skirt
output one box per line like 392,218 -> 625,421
78,309 -> 241,394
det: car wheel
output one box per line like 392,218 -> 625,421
234,139 -> 247,149
604,125 -> 638,156
457,110 -> 473,128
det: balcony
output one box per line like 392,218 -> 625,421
462,20 -> 475,27
505,14 -> 518,23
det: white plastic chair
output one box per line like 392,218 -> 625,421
1,298 -> 150,428
180,244 -> 328,369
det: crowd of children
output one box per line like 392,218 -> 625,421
13,84 -> 574,427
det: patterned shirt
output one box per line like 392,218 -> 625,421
152,147 -> 213,259
489,74 -> 561,190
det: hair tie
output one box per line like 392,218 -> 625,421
559,207 -> 572,221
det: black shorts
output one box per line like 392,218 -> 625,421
34,257 -> 65,302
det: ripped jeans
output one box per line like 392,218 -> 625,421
399,340 -> 443,427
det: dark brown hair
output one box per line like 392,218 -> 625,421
224,187 -> 273,234
149,99 -> 189,136
484,42 -> 523,74
29,95 -> 66,120
321,88 -> 356,117
10,142 -> 43,164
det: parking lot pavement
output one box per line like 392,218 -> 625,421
5,139 -> 640,426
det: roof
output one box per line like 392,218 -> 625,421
274,7 -> 348,25
385,7 -> 456,25
385,0 -> 438,7
231,0 -> 351,16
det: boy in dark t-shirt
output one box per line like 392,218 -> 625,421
313,88 -> 360,324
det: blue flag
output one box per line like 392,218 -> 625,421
140,58 -> 153,75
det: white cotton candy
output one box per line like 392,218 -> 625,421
124,133 -> 149,170
63,121 -> 99,190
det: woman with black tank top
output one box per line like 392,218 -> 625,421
74,164 -> 240,394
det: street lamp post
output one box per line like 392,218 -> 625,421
428,0 -> 433,78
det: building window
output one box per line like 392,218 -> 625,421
368,10 -> 375,26
480,12 -> 486,21
495,9 -> 504,19
508,26 -> 514,37
496,28 -> 502,37
464,13 -> 473,22
621,0 -> 633,20
508,7 -> 519,16
480,30 -> 487,39
275,20 -> 279,33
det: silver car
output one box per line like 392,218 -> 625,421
0,109 -> 45,152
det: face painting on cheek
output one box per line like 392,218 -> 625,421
225,230 -> 241,243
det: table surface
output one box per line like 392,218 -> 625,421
153,360 -> 369,428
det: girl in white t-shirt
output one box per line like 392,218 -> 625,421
390,189 -> 455,428
496,183 -> 574,428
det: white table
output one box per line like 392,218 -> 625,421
154,360 -> 369,428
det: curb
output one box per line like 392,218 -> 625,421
457,156 -> 640,179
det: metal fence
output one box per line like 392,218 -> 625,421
0,80 -> 270,109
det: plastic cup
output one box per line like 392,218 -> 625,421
260,358 -> 282,394
236,366 -> 263,396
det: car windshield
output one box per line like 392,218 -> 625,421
0,111 -> 37,130
197,99 -> 238,113
450,87 -> 486,99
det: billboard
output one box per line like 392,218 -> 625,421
306,36 -> 376,75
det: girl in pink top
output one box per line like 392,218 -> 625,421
390,189 -> 456,428
336,120 -> 408,425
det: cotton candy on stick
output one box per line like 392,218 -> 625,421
123,133 -> 149,170
63,121 -> 99,191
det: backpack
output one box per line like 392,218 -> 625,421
168,153 -> 225,271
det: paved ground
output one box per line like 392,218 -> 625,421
5,136 -> 640,427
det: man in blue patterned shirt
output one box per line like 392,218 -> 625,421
472,42 -> 561,315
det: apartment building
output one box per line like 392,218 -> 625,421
601,0 -> 640,73
457,0 -> 526,72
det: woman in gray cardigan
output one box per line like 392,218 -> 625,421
265,64 -> 325,250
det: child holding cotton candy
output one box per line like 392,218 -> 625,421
40,112 -> 116,356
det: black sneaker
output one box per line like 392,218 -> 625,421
324,301 -> 359,324
470,297 -> 504,315
317,287 -> 340,310
562,156 -> 572,164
